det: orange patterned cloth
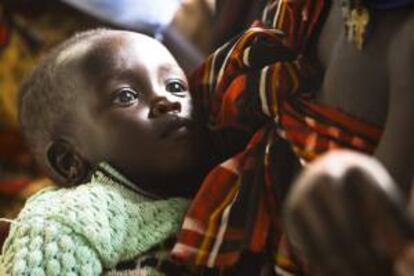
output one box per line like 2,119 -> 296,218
172,0 -> 383,274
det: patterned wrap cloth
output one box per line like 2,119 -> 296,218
172,0 -> 383,274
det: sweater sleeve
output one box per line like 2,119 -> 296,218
0,179 -> 188,276
0,218 -> 102,276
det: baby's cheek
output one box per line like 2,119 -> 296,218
180,98 -> 193,118
138,107 -> 150,121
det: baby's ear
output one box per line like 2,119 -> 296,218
46,140 -> 90,185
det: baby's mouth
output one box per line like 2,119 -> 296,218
160,117 -> 195,139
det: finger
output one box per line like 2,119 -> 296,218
308,176 -> 382,276
286,179 -> 356,276
288,205 -> 343,275
339,169 -> 394,275
343,168 -> 410,275
343,168 -> 412,261
286,173 -> 387,276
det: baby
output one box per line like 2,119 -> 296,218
0,29 -> 216,275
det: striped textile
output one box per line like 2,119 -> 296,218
172,0 -> 383,274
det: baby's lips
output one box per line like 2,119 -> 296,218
159,116 -> 194,138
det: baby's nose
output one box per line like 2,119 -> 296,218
149,97 -> 182,117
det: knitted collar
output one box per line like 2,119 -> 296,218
90,162 -> 190,266
365,0 -> 414,9
93,162 -> 160,200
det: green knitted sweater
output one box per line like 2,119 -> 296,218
0,163 -> 189,275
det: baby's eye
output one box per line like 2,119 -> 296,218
113,88 -> 139,106
166,80 -> 187,97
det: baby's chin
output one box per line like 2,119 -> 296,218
160,143 -> 201,170
157,152 -> 202,178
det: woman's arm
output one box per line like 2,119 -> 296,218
374,20 -> 414,194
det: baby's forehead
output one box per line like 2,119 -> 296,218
56,32 -> 126,68
56,39 -> 94,66
57,31 -> 176,76
54,31 -> 183,95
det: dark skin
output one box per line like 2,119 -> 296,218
285,151 -> 412,275
46,31 -> 216,198
284,2 -> 414,275
316,2 -> 414,190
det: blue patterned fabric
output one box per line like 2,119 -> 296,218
365,0 -> 414,9
61,0 -> 181,33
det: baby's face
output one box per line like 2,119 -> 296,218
65,31 -> 202,195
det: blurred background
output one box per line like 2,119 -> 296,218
0,0 -> 267,247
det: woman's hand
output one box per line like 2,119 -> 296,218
284,150 -> 413,276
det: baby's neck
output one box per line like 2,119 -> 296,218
129,169 -> 209,199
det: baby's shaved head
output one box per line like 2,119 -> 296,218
19,28 -> 206,195
19,29 -> 114,182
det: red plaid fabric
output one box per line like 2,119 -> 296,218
172,0 -> 383,274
